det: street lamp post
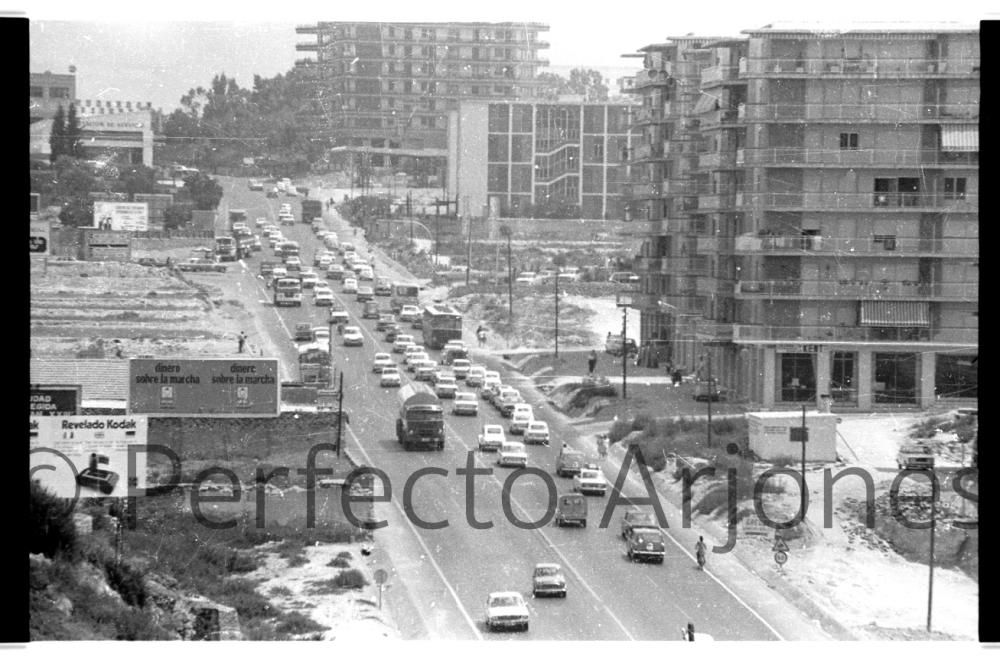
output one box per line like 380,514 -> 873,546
500,225 -> 513,329
616,292 -> 633,399
554,269 -> 560,359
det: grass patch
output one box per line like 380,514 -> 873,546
269,585 -> 294,597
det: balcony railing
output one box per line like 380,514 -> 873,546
631,142 -> 665,161
743,103 -> 979,122
735,280 -> 978,301
693,319 -> 735,341
733,234 -> 978,257
629,182 -> 663,198
631,68 -> 674,89
742,192 -> 978,211
738,147 -> 979,167
743,57 -> 980,77
633,257 -> 665,272
698,108 -> 741,129
700,64 -> 740,85
733,324 -> 978,345
631,108 -> 666,125
697,151 -> 738,170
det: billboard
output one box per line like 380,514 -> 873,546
128,358 -> 280,417
93,201 -> 149,231
29,220 -> 50,255
82,229 -> 131,262
29,415 -> 148,498
30,385 -> 81,416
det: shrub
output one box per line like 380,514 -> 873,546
607,418 -> 633,444
333,568 -> 368,589
287,554 -> 309,568
29,481 -> 78,560
276,611 -> 324,635
631,413 -> 656,433
105,560 -> 147,608
269,585 -> 293,597
112,607 -> 172,640
335,551 -> 354,560
219,578 -> 273,620
327,557 -> 351,568
227,553 -> 259,574
694,485 -> 734,516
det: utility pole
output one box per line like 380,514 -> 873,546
336,371 -> 344,459
465,216 -> 473,287
801,403 -> 808,517
706,352 -> 713,449
927,475 -> 938,633
621,305 -> 628,399
554,270 -> 560,358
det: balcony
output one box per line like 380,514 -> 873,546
739,147 -> 979,167
662,179 -> 697,196
734,280 -> 978,301
743,57 -> 980,78
733,324 -> 978,346
629,182 -> 663,199
697,193 -> 737,211
699,108 -> 741,129
743,192 -> 978,211
693,318 -> 735,341
631,68 -> 674,90
697,151 -> 738,170
733,234 -> 978,257
620,218 -> 667,236
631,108 -> 666,125
664,257 -> 710,275
633,257 -> 665,273
743,103 -> 979,122
631,142 -> 665,161
296,42 -> 321,51
700,64 -> 740,86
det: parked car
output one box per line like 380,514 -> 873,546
380,366 -> 401,387
531,564 -> 567,598
509,404 -> 534,435
478,424 -> 506,452
605,334 -> 638,357
573,467 -> 608,496
497,442 -> 528,468
897,443 -> 936,470
452,391 -> 479,416
342,326 -> 364,347
523,421 -> 551,446
484,592 -> 529,632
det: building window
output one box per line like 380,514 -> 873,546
49,87 -> 70,99
30,85 -> 44,97
488,135 -> 509,162
935,354 -> 977,399
944,177 -> 967,200
387,45 -> 395,56
839,132 -> 859,150
873,353 -> 919,404
779,353 -> 816,402
830,351 -> 857,404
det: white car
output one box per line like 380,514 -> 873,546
515,272 -> 537,284
452,391 -> 479,416
414,361 -> 439,382
523,421 -> 550,445
300,270 -> 319,289
342,278 -> 358,294
342,326 -> 364,347
451,358 -> 472,380
573,467 -> 608,496
478,424 -> 506,452
357,267 -> 375,281
393,334 -> 415,353
313,287 -> 335,306
254,216 -> 267,227
404,349 -> 428,367
399,305 -> 422,322
284,255 -> 302,267
271,266 -> 288,279
465,365 -> 487,388
481,374 -> 502,400
372,352 -> 394,373
318,255 -> 334,270
497,442 -> 528,468
312,327 -> 331,345
509,404 -> 534,435
485,591 -> 529,632
380,366 -> 401,387
434,376 -> 458,398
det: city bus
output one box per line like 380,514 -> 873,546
390,283 -> 420,313
274,277 -> 303,307
215,236 -> 237,262
421,304 -> 463,350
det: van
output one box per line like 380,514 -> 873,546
555,494 -> 587,527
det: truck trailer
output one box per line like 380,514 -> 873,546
301,199 -> 323,224
396,383 -> 445,451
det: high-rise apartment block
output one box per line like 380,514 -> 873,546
294,21 -> 550,169
624,25 -> 978,410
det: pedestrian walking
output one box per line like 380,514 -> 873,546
587,349 -> 597,376
596,434 -> 608,459
671,367 -> 683,387
237,331 -> 247,354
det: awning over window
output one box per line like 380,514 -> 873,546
860,300 -> 930,327
941,125 -> 978,152
692,93 -> 718,115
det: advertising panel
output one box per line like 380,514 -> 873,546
30,385 -> 81,416
128,358 -> 280,417
93,201 -> 149,231
29,219 -> 50,255
29,415 -> 148,498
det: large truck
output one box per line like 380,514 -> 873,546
228,209 -> 249,229
215,236 -> 237,262
396,383 -> 445,451
301,199 -> 323,224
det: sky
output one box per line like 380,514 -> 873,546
24,0 -> 995,112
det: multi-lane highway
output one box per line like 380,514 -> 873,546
214,177 -> 826,641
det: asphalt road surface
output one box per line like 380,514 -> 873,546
214,177 -> 824,641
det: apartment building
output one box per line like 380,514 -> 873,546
294,21 -> 550,171
448,100 -> 635,219
625,25 -> 979,410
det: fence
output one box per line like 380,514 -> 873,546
132,230 -> 216,240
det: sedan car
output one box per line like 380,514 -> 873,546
313,287 -> 335,307
452,392 -> 479,416
403,347 -> 427,366
356,286 -> 375,302
451,358 -> 472,380
523,421 -> 550,446
271,266 -> 288,279
393,334 -> 416,353
485,592 -> 529,632
374,313 -> 396,332
374,279 -> 392,296
434,376 -> 458,398
300,270 -> 320,289
465,366 -> 487,388
372,352 -> 394,374
531,564 -> 567,598
380,366 -> 401,388
398,305 -> 422,322
497,442 -> 528,468
494,387 -> 523,417
342,326 -> 364,347
383,324 -> 403,343
326,264 -> 346,281
621,509 -> 661,539
478,424 -> 506,453
573,467 -> 608,496
342,278 -> 358,294
509,404 -> 534,435
414,361 -> 439,382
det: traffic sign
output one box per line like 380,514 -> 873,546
774,550 -> 788,567
374,568 -> 388,585
772,536 -> 790,553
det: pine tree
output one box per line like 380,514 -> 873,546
48,105 -> 66,164
65,103 -> 82,158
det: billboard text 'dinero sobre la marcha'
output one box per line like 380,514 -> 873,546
128,358 -> 280,417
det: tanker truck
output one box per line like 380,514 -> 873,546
396,383 -> 445,451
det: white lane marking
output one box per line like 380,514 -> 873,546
613,454 -> 785,640
344,424 -> 484,640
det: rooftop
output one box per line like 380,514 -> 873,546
742,21 -> 980,35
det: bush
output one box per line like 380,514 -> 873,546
112,607 -> 172,640
694,485 -> 734,516
228,553 -> 259,574
276,611 -> 324,635
327,557 -> 351,569
608,418 -> 634,444
219,578 -> 273,620
287,554 -> 309,568
631,413 -> 656,433
29,481 -> 78,560
104,560 -> 147,607
269,585 -> 293,597
335,551 -> 354,561
333,568 -> 368,589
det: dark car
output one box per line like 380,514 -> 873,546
356,286 -> 375,302
375,313 -> 397,332
384,323 -> 403,342
374,279 -> 392,296
626,527 -> 665,564
621,509 -> 660,539
294,322 -> 314,342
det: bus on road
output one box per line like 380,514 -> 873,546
215,236 -> 237,262
390,283 -> 420,313
421,304 -> 463,349
274,277 -> 303,307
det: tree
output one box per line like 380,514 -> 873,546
535,72 -> 568,101
116,165 -> 155,198
52,156 -> 97,199
568,68 -> 609,102
162,204 -> 193,230
65,103 -> 83,158
48,105 -> 66,164
58,198 -> 94,227
183,172 -> 223,210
